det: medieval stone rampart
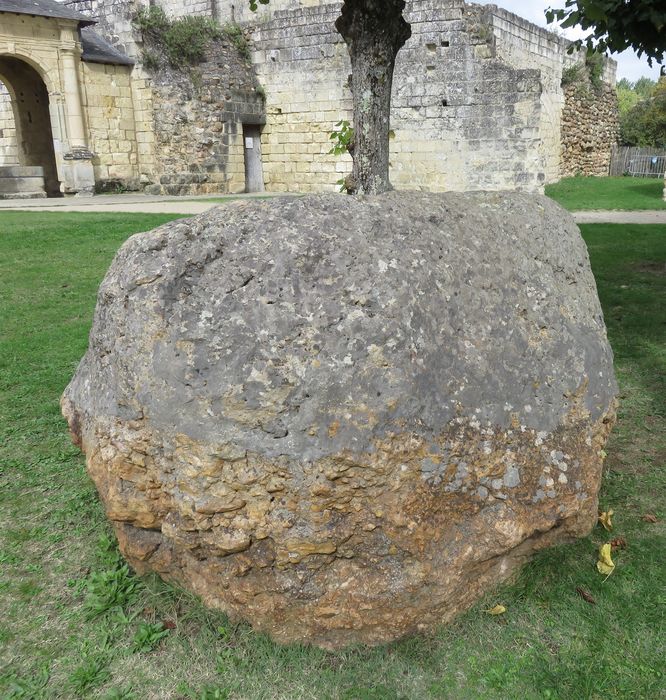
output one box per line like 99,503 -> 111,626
40,0 -> 620,193
251,0 -> 551,192
142,39 -> 264,195
561,82 -> 619,177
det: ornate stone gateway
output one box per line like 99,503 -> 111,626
0,0 -> 132,195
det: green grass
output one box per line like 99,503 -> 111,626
1,212 -> 664,699
546,176 -> 666,211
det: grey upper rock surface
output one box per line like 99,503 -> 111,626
68,191 -> 615,460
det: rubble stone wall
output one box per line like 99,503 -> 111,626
560,82 -> 620,177
66,0 -> 264,194
141,39 -> 265,195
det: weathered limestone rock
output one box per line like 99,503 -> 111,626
62,192 -> 617,648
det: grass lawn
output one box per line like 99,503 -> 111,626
546,176 -> 666,211
1,212 -> 664,699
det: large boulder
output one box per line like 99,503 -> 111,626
62,192 -> 616,648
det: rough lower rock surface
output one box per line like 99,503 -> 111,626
62,192 -> 617,648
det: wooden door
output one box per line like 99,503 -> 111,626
243,124 -> 264,193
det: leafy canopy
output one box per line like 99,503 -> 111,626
546,1 -> 666,65
620,79 -> 666,148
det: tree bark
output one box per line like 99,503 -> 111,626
336,0 -> 411,195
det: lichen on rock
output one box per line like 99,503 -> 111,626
62,192 -> 617,648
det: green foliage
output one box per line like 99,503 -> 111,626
248,0 -> 269,11
585,51 -> 604,90
561,52 -> 605,92
617,78 -> 641,115
68,656 -> 111,696
620,79 -> 666,147
328,119 -> 354,156
546,0 -> 666,65
634,76 -> 658,100
131,622 -> 170,653
133,6 -> 222,68
562,63 -> 585,86
82,558 -> 141,618
329,119 -> 355,192
178,685 -> 231,700
3,665 -> 49,699
223,22 -> 250,60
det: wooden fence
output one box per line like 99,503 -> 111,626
609,146 -> 666,177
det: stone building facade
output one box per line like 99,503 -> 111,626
0,0 -> 620,196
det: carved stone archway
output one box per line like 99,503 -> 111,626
0,2 -> 97,194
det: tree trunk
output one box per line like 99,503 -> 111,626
336,0 -> 411,195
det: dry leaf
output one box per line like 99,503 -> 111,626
642,514 -> 658,523
610,537 -> 627,550
596,543 -> 615,577
486,604 -> 506,615
598,509 -> 614,531
575,587 -> 596,605
163,619 -> 177,630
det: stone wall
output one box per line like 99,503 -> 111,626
64,0 -> 144,58
81,62 -> 142,189
560,81 -> 619,177
62,0 -> 619,193
488,8 -> 567,185
251,0 -> 547,193
65,0 -> 264,193
139,37 -> 265,195
0,84 -> 17,165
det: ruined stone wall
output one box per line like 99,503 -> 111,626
561,82 -> 619,177
141,38 -> 265,195
64,0 -> 144,58
251,0 -> 546,193
63,0 -> 618,193
487,8 -> 566,184
64,0 -> 263,193
0,84 -> 18,165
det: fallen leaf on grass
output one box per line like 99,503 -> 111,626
486,604 -> 506,615
610,537 -> 627,550
575,587 -> 596,604
642,514 -> 658,523
163,619 -> 177,630
598,509 -> 613,531
596,543 -> 615,577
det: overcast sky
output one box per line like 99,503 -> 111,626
469,0 -> 662,83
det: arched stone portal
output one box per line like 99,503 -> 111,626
0,56 -> 60,195
0,1 -> 109,196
